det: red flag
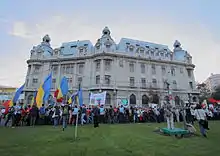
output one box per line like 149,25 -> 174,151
2,100 -> 11,114
54,89 -> 63,102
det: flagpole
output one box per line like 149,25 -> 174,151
74,82 -> 81,140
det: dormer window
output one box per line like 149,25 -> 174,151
84,44 -> 88,46
79,48 -> 83,53
151,51 -> 154,56
129,46 -> 134,52
106,44 -> 111,48
136,44 -> 140,47
126,43 -> 130,45
155,47 -> 159,50
164,49 -> 167,51
71,45 -> 77,48
146,46 -> 149,49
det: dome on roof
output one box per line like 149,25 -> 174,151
102,26 -> 111,36
42,34 -> 51,43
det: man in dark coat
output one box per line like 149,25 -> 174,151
92,105 -> 100,128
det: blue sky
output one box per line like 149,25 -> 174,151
0,0 -> 220,87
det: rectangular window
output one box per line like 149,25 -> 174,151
189,82 -> 193,89
34,65 -> 41,73
96,60 -> 101,71
96,75 -> 100,84
105,75 -> 111,85
78,77 -> 82,85
187,69 -> 192,77
52,65 -> 58,74
152,79 -> 157,88
152,64 -> 156,74
52,78 -> 56,89
129,63 -> 134,72
141,78 -> 146,88
105,60 -> 111,71
78,64 -> 84,74
171,67 -> 175,76
180,68 -> 183,73
141,63 -> 145,74
130,77 -> 135,87
162,66 -> 166,75
26,79 -> 29,87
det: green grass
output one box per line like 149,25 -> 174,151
0,121 -> 220,156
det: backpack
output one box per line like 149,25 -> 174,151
39,107 -> 46,115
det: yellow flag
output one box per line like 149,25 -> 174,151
36,85 -> 44,108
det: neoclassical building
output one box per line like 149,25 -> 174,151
24,27 -> 199,107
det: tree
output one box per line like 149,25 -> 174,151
196,83 -> 211,103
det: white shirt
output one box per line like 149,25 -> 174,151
195,109 -> 206,120
72,108 -> 78,115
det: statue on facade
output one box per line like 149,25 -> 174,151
173,40 -> 182,51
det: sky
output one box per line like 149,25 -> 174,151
0,0 -> 220,87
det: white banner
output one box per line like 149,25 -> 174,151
89,91 -> 106,105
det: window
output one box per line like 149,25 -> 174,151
165,53 -> 169,57
27,65 -> 31,75
162,66 -> 166,75
95,60 -> 100,71
52,78 -> 56,89
187,69 -> 192,77
151,51 -> 154,56
52,65 -> 58,74
67,78 -> 72,84
105,75 -> 111,85
156,52 -> 159,56
79,48 -> 83,53
141,63 -> 145,73
71,45 -> 77,48
180,68 -> 183,73
34,65 -> 41,73
130,77 -> 135,87
26,79 -> 29,87
142,95 -> 149,105
106,93 -> 111,105
141,78 -> 146,88
140,49 -> 144,54
146,50 -> 149,55
173,80 -> 177,89
163,79 -> 167,89
106,44 -> 111,48
189,82 -> 193,89
129,63 -> 134,72
32,78 -> 38,87
130,94 -> 136,105
105,60 -> 111,71
78,64 -> 84,74
70,64 -> 74,74
129,46 -> 134,52
171,67 -> 175,76
160,53 -> 164,57
152,64 -> 156,74
78,77 -> 82,84
152,79 -> 157,88
96,75 -> 100,84
66,65 -> 70,74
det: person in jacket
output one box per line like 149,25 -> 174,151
30,104 -> 39,126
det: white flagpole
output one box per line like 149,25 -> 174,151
74,111 -> 79,140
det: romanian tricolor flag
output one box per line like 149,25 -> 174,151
55,76 -> 69,102
68,91 -> 78,104
36,73 -> 52,108
9,84 -> 25,107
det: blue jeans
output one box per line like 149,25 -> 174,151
199,123 -> 206,135
54,117 -> 59,127
62,116 -> 67,128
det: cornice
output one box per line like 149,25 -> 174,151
27,52 -> 195,68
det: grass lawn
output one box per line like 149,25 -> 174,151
0,121 -> 220,156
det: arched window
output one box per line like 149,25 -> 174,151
192,96 -> 197,102
27,95 -> 33,105
142,95 -> 149,105
129,94 -> 136,105
152,94 -> 159,104
175,96 -> 180,105
106,93 -> 111,105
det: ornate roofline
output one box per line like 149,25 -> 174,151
27,52 -> 195,68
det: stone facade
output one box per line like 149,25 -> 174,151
24,27 -> 199,107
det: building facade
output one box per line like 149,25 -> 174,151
24,27 -> 199,107
0,85 -> 16,104
204,73 -> 220,93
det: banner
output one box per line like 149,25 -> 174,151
89,91 -> 106,105
117,98 -> 129,107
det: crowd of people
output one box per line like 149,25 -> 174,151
1,102 -> 220,131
